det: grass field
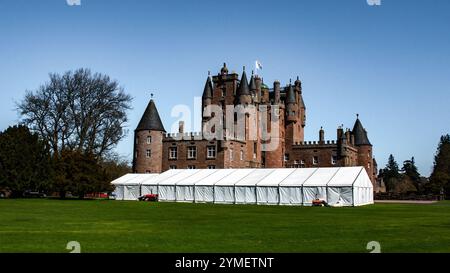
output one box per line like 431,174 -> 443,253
0,199 -> 449,253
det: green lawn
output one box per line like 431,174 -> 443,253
0,199 -> 449,253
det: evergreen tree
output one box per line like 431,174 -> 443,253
0,125 -> 52,197
402,157 -> 421,190
383,154 -> 401,192
429,135 -> 450,198
54,149 -> 112,199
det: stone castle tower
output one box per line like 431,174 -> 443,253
132,99 -> 166,173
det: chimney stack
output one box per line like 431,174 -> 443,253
178,121 -> 184,134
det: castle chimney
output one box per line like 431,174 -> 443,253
319,127 -> 325,143
274,80 -> 280,104
345,129 -> 351,143
178,121 -> 184,134
337,126 -> 344,140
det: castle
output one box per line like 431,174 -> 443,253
132,63 -> 378,190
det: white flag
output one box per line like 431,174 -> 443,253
255,60 -> 263,70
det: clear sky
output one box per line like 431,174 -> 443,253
1,0 -> 449,176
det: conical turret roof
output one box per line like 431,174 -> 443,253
352,117 -> 371,146
136,99 -> 166,132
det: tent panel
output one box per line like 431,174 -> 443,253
214,169 -> 254,186
123,185 -> 140,200
141,184 -> 158,195
303,186 -> 327,205
279,187 -> 302,205
113,185 -> 124,200
159,185 -> 176,201
194,186 -> 214,202
327,187 -> 353,206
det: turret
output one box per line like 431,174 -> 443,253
352,114 -> 375,183
202,72 -> 213,118
133,98 -> 166,173
236,67 -> 252,105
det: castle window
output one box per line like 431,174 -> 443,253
284,154 -> 289,162
300,160 -> 305,168
240,150 -> 244,161
169,147 -> 177,159
135,150 -> 138,158
230,149 -> 233,161
146,149 -> 151,158
332,156 -> 337,165
136,137 -> 139,145
207,146 -> 216,158
253,143 -> 257,159
188,165 -> 196,169
187,146 -> 197,159
313,156 -> 319,165
222,88 -> 226,97
208,165 -> 216,169
294,160 -> 299,168
169,165 -> 177,169
147,136 -> 152,144
368,163 -> 371,169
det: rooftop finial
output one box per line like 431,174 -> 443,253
297,76 -> 300,81
356,113 -> 359,119
243,66 -> 246,71
252,70 -> 254,75
150,93 -> 154,99
208,70 -> 211,76
290,78 -> 292,85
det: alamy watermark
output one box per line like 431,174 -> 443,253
367,0 -> 381,6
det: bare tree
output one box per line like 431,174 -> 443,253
17,68 -> 132,158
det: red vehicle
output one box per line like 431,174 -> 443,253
138,194 -> 159,202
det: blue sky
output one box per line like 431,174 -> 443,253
0,0 -> 449,175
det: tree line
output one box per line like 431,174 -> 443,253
379,134 -> 450,198
0,69 -> 132,198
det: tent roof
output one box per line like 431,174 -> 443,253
176,169 -> 218,186
195,169 -> 236,186
158,169 -> 200,185
214,169 -> 254,186
279,168 -> 318,186
302,167 -> 340,186
235,169 -> 274,186
327,167 -> 364,187
111,174 -> 140,185
256,169 -> 297,186
111,167 -> 373,189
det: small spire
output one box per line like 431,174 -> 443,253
208,70 -> 211,76
290,78 -> 292,84
252,70 -> 254,75
243,66 -> 246,71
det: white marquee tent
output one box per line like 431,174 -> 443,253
111,173 -> 158,200
110,167 -> 374,206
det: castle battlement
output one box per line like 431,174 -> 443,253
293,140 -> 337,147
